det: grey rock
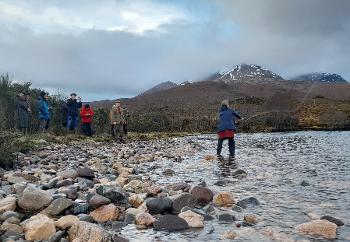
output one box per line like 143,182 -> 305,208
321,215 -> 344,226
146,197 -> 173,215
43,198 -> 73,216
154,214 -> 189,231
172,193 -> 197,214
236,197 -> 260,209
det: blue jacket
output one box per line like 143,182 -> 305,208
218,106 -> 242,132
66,98 -> 82,116
37,97 -> 50,120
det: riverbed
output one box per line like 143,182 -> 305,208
121,131 -> 350,241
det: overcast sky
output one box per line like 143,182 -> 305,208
0,0 -> 349,100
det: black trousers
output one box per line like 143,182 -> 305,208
217,138 -> 235,157
82,123 -> 92,136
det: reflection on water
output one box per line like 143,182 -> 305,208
121,131 -> 350,241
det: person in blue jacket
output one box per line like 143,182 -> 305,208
37,91 -> 51,131
66,93 -> 82,131
217,100 -> 243,160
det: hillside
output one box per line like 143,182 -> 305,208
92,64 -> 350,132
140,81 -> 178,96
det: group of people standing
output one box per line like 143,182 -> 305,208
15,92 -> 129,139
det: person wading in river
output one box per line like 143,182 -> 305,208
217,100 -> 243,161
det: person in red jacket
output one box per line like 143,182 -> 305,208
80,104 -> 94,137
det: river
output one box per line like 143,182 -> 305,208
121,131 -> 350,241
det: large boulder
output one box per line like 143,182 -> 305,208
42,197 -> 73,216
145,197 -> 173,215
135,212 -> 156,227
24,214 -> 56,241
178,210 -> 204,228
236,197 -> 260,209
190,186 -> 213,205
213,192 -> 234,207
172,193 -> 197,214
90,204 -> 119,222
89,194 -> 111,209
0,196 -> 17,212
18,186 -> 53,211
295,219 -> 337,239
69,221 -> 111,242
154,214 -> 189,231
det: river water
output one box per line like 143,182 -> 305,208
121,131 -> 350,241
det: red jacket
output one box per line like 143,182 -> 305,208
80,107 -> 94,123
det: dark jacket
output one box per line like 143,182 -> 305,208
37,97 -> 50,120
66,99 -> 82,117
218,106 -> 241,132
15,97 -> 30,128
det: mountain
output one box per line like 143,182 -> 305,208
214,64 -> 284,83
292,73 -> 347,83
140,81 -> 178,96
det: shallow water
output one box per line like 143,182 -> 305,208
121,131 -> 350,241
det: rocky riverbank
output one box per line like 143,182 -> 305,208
0,134 -> 347,241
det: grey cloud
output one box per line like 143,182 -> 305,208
0,0 -> 349,101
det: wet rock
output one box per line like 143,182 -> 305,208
18,186 -> 53,211
112,221 -> 128,231
244,214 -> 258,225
221,230 -> 237,240
57,169 -> 78,179
320,215 -> 344,226
232,169 -> 247,178
190,208 -> 214,221
162,169 -> 175,176
135,212 -> 156,227
24,214 -> 56,241
236,197 -> 260,209
111,234 -> 129,242
96,185 -> 128,204
154,214 -> 189,231
232,205 -> 243,212
146,197 -> 173,215
300,180 -> 310,186
213,191 -> 234,207
69,221 -> 111,242
42,197 -> 73,216
295,219 -> 337,239
178,210 -> 204,228
0,196 -> 17,212
90,204 -> 119,222
190,186 -> 214,205
217,213 -> 235,223
172,193 -> 197,214
89,194 -> 111,209
55,215 -> 79,229
77,167 -> 95,179
214,179 -> 228,186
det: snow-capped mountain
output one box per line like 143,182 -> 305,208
215,64 -> 284,83
292,73 -> 347,83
